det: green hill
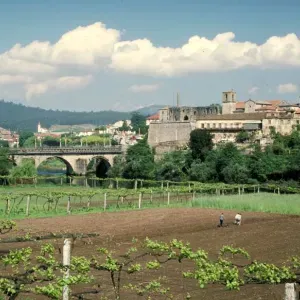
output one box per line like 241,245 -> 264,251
0,100 -> 164,132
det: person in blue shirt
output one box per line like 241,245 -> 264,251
219,213 -> 224,227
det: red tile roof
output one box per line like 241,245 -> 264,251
236,102 -> 245,109
147,113 -> 160,120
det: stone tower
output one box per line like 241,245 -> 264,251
222,90 -> 236,114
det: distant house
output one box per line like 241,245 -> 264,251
146,113 -> 160,125
77,130 -> 94,137
34,132 -> 61,140
0,127 -> 19,147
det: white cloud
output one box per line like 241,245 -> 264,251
277,83 -> 298,94
110,33 -> 300,76
128,84 -> 160,93
25,75 -> 93,99
6,22 -> 120,68
1,21 -> 300,100
248,86 -> 259,95
0,75 -> 32,85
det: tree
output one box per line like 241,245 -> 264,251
107,155 -> 125,178
10,159 -> 37,178
235,130 -> 249,143
42,136 -> 60,147
118,121 -> 131,132
155,150 -> 191,181
189,161 -> 217,182
0,148 -> 12,176
189,129 -> 214,161
23,136 -> 36,148
130,112 -> 148,134
123,138 -> 155,179
0,140 -> 9,148
221,163 -> 249,184
18,131 -> 34,147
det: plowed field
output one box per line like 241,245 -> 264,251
1,208 -> 300,299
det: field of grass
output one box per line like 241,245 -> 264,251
1,180 -> 300,220
192,193 -> 300,215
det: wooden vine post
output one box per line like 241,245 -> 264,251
161,181 -> 163,190
26,195 -> 30,216
238,186 -> 241,195
104,193 -> 107,210
6,197 -> 10,215
167,192 -> 170,206
284,283 -> 297,300
134,180 -> 138,190
150,190 -> 153,203
138,192 -> 142,209
63,238 -> 72,300
67,196 -> 71,214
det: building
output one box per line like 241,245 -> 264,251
0,127 -> 19,147
37,122 -> 49,133
148,90 -> 300,151
146,113 -> 160,125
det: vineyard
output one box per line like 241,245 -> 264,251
0,177 -> 300,299
0,177 -> 300,218
0,208 -> 300,299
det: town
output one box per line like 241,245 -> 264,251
0,1 -> 300,299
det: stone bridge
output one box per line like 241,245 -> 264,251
9,145 -> 125,176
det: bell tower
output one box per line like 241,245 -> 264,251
222,90 -> 236,114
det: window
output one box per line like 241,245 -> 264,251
201,123 -> 204,128
268,120 -> 271,124
213,123 -> 216,128
194,111 -> 196,115
184,115 -> 189,121
219,123 -> 222,128
207,124 -> 210,129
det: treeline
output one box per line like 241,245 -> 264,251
109,128 -> 300,185
0,100 -> 137,131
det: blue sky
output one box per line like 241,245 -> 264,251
0,0 -> 300,111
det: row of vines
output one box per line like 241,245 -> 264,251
0,221 -> 299,299
0,182 -> 300,217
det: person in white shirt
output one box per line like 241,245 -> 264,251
234,213 -> 242,225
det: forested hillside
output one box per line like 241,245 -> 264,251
0,101 -> 162,131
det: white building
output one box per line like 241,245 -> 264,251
37,122 -> 49,133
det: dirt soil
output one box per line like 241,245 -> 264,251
1,208 -> 300,300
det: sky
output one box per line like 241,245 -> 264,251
0,0 -> 300,111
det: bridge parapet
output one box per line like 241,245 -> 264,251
10,145 -> 124,156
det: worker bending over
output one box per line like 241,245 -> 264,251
234,213 -> 242,225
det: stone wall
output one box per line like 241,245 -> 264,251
148,122 -> 195,147
153,141 -> 188,160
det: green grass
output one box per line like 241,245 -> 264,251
192,193 -> 300,215
0,188 -> 299,220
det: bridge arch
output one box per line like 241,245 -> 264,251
87,156 -> 111,178
36,156 -> 74,176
